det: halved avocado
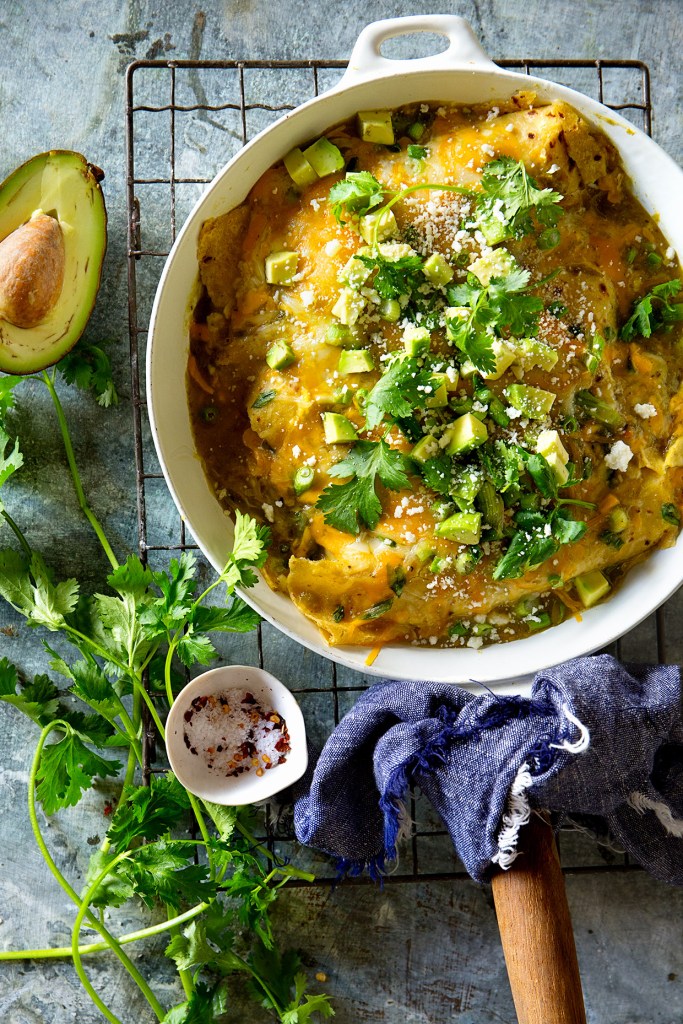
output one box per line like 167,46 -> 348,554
0,150 -> 107,374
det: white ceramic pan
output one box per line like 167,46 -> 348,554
147,15 -> 683,690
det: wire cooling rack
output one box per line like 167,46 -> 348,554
125,56 -> 670,883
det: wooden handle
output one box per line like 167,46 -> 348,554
491,813 -> 587,1024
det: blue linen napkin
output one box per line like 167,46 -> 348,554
293,655 -> 683,884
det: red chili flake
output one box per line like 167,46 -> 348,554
103,801 -> 114,817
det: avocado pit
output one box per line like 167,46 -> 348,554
0,212 -> 65,329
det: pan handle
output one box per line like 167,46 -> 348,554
491,813 -> 587,1024
340,15 -> 497,85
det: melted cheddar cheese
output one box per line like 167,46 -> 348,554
188,95 -> 683,649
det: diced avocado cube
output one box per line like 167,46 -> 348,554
359,207 -> 398,244
536,429 -> 569,465
468,248 -> 518,286
403,324 -> 431,356
515,337 -> 559,372
379,298 -> 402,322
338,349 -> 375,374
325,322 -> 355,347
410,434 -> 440,465
435,510 -> 482,545
665,436 -> 683,468
338,253 -> 373,289
477,214 -> 509,246
482,340 -> 517,381
504,383 -> 556,419
322,412 -> 358,444
444,413 -> 489,455
574,569 -> 611,609
302,137 -> 345,177
544,450 -> 569,485
414,537 -> 435,563
449,468 -> 483,510
423,253 -> 454,286
426,373 -> 449,409
283,147 -> 318,187
331,287 -> 366,325
357,110 -> 395,145
265,250 -> 299,285
266,341 -> 296,370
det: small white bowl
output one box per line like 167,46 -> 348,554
165,665 -> 308,804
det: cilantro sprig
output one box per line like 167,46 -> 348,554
316,439 -> 412,533
445,267 -> 543,373
620,279 -> 683,341
474,156 -> 564,241
364,355 -> 435,430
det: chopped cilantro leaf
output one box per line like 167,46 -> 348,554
621,279 -> 683,341
328,171 -> 386,223
364,356 -> 434,430
493,506 -> 587,580
355,251 -> 424,299
407,144 -> 428,160
475,156 -> 564,241
316,440 -> 413,534
421,453 -> 455,496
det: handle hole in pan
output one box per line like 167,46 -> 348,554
379,32 -> 449,61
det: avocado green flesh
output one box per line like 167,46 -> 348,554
0,150 -> 107,375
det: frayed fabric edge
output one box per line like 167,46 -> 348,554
490,761 -> 533,870
628,791 -> 683,838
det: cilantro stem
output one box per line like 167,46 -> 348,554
0,900 -> 210,960
28,722 -> 167,1021
72,849 -> 165,1024
0,508 -> 33,561
233,819 -> 315,882
167,910 -> 194,1000
40,370 -> 119,572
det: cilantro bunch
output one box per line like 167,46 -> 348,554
0,347 -> 333,1024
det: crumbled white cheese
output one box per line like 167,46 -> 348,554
300,289 -> 315,306
261,503 -> 275,523
665,246 -> 675,261
506,406 -> 523,420
505,123 -> 514,133
634,403 -> 657,419
605,440 -> 634,472
324,238 -> 342,256
466,636 -> 484,650
292,445 -> 301,458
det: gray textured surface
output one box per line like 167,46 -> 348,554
1,1 -> 683,1022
